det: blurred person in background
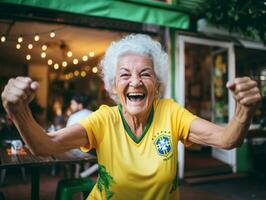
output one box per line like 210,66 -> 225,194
66,94 -> 92,127
66,94 -> 93,178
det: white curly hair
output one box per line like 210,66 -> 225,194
101,34 -> 169,103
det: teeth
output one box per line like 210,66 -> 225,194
127,92 -> 145,101
127,92 -> 144,96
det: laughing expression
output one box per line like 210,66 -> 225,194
114,53 -> 158,118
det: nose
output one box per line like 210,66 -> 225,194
129,75 -> 142,87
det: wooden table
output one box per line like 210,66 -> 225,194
0,142 -> 96,200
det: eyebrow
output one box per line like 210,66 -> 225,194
140,67 -> 153,73
119,67 -> 130,72
118,66 -> 153,72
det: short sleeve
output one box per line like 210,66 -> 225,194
78,105 -> 109,152
171,101 -> 198,146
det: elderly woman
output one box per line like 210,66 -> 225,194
1,34 -> 261,200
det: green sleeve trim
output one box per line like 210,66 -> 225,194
118,104 -> 154,144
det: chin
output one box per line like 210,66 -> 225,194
126,107 -> 145,116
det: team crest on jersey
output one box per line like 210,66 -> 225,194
153,134 -> 172,158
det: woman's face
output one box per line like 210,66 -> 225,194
114,53 -> 158,117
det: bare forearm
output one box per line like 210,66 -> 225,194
189,77 -> 261,149
222,104 -> 253,149
10,105 -> 56,156
1,77 -> 83,155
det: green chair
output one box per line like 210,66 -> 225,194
56,177 -> 95,200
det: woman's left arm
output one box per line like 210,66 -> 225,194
188,77 -> 262,149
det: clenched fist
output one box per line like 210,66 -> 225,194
1,77 -> 39,116
226,77 -> 261,111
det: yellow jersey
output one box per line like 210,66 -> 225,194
79,98 -> 197,200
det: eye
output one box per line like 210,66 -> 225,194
141,73 -> 151,77
120,73 -> 130,78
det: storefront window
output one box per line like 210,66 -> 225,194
212,49 -> 228,123
185,43 -> 229,123
185,43 -> 212,121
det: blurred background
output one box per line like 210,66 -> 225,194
0,0 -> 265,199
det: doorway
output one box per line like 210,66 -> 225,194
175,34 -> 236,179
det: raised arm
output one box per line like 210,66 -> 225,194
1,77 -> 89,156
188,77 -> 261,149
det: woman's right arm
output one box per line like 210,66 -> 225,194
1,77 -> 89,156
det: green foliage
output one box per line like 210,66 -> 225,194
202,0 -> 266,42
97,164 -> 116,200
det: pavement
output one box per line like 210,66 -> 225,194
180,173 -> 266,200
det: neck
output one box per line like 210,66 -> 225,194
123,107 -> 152,138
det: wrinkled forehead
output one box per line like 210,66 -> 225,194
116,52 -> 154,70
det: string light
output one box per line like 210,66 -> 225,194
89,51 -> 95,57
34,33 -> 40,42
67,51 -> 73,57
42,45 -> 47,51
26,54 -> 31,60
74,70 -> 79,76
73,58 -> 78,65
4,29 -> 98,71
54,63 -> 59,70
28,44 -> 33,50
69,73 -> 73,78
82,56 -> 88,61
34,34 -> 40,41
16,43 -> 21,49
18,35 -> 23,43
47,59 -> 53,65
92,66 -> 98,73
50,31 -> 55,38
1,35 -> 6,42
41,52 -> 46,58
81,71 -> 86,77
62,61 -> 67,67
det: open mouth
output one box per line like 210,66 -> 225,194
126,92 -> 146,102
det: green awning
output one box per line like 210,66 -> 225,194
0,0 -> 189,29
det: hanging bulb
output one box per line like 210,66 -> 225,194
50,31 -> 55,38
81,71 -> 86,77
26,54 -> 31,60
41,52 -> 46,58
28,44 -> 33,50
89,51 -> 95,57
47,59 -> 53,65
82,55 -> 88,61
42,44 -> 47,51
18,35 -> 23,43
92,66 -> 98,73
54,63 -> 59,70
34,33 -> 40,41
1,35 -> 6,42
62,61 -> 68,67
74,70 -> 79,76
16,43 -> 21,49
73,58 -> 78,65
67,51 -> 73,57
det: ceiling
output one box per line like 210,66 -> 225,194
0,19 -> 125,72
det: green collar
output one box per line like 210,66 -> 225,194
118,104 -> 154,144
